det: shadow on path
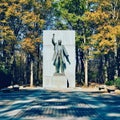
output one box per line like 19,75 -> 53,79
0,89 -> 120,120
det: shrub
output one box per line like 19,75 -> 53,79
115,78 -> 120,89
105,80 -> 114,86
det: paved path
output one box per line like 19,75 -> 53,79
0,88 -> 120,120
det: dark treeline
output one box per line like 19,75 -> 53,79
0,0 -> 120,88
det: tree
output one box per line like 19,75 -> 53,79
0,0 -> 52,87
85,0 -> 120,82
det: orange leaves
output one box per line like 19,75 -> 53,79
100,0 -> 111,7
83,45 -> 90,51
21,38 -> 35,54
21,11 -> 45,28
91,25 -> 116,54
4,0 -> 51,29
6,3 -> 22,17
114,25 -> 120,36
35,38 -> 42,43
0,2 -> 8,8
21,37 -> 42,55
0,25 -> 17,55
22,12 -> 38,25
99,39 -> 114,48
0,0 -> 52,60
86,0 -> 114,25
85,10 -> 109,24
86,0 -> 120,55
0,26 -> 16,41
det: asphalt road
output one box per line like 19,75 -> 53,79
0,88 -> 120,120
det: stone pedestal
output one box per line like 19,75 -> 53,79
50,74 -> 67,89
46,74 -> 68,89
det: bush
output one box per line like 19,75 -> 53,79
115,78 -> 120,89
105,80 -> 114,86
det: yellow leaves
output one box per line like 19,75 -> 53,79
21,36 -> 42,54
45,0 -> 52,8
85,0 -> 112,25
35,38 -> 42,43
88,0 -> 111,7
22,11 -> 45,28
0,2 -> 8,13
6,3 -> 22,17
6,6 -> 13,16
99,39 -> 114,48
0,25 -> 17,55
22,11 -> 39,26
21,38 -> 35,54
114,25 -> 120,35
0,26 -> 16,41
101,1 -> 111,6
0,2 -> 8,7
83,45 -> 90,51
98,25 -> 120,37
90,24 -> 117,54
85,10 -> 109,24
1,0 -> 50,33
84,0 -> 119,56
19,0 -> 28,4
0,9 -> 3,13
88,0 -> 98,2
92,50 -> 101,55
38,19 -> 45,28
0,19 -> 8,25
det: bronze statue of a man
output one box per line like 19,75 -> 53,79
52,34 -> 70,74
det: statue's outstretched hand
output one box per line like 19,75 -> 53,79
66,55 -> 71,64
53,33 -> 55,37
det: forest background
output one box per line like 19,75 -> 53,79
0,0 -> 120,89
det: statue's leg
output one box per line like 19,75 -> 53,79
55,64 -> 59,73
61,60 -> 64,74
56,57 -> 60,73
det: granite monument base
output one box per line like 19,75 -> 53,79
50,74 -> 68,89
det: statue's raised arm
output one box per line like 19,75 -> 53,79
52,34 -> 56,46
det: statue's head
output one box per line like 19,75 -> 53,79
58,40 -> 62,45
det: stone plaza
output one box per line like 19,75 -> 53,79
0,87 -> 120,120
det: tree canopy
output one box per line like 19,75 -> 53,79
0,0 -> 120,88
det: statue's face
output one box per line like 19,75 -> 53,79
58,40 -> 62,45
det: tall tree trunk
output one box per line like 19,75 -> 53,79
37,43 -> 40,85
85,59 -> 88,86
114,36 -> 118,79
30,60 -> 34,87
104,55 -> 108,82
84,35 -> 88,86
23,53 -> 27,85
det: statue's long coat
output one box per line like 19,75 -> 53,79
52,43 -> 69,69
